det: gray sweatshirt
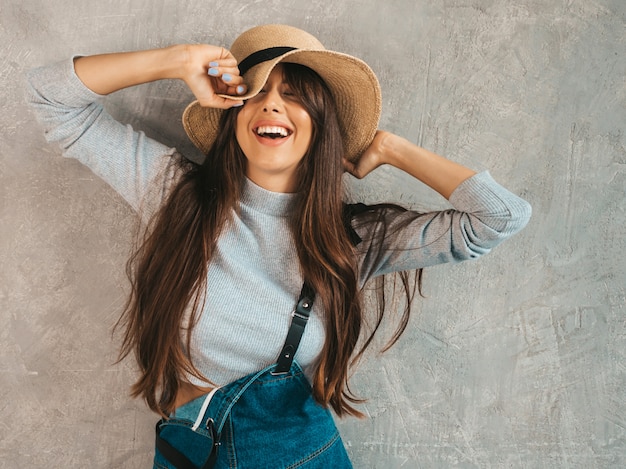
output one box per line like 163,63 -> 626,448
26,58 -> 531,387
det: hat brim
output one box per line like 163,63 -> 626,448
183,49 -> 381,162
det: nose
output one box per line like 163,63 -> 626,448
261,88 -> 284,113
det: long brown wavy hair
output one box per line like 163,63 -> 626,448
116,63 -> 421,418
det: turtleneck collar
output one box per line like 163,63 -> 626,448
240,177 -> 299,217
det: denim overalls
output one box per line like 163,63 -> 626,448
153,284 -> 353,469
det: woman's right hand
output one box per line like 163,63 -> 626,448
178,44 -> 247,108
74,44 -> 246,109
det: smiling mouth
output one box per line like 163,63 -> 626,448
254,125 -> 293,139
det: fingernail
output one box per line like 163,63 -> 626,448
222,73 -> 232,82
209,61 -> 219,67
232,102 -> 244,107
208,67 -> 219,76
236,85 -> 246,95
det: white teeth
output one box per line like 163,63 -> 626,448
256,126 -> 290,137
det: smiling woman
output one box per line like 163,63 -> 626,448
235,64 -> 315,193
26,24 -> 531,468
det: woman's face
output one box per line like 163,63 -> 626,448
235,65 -> 313,193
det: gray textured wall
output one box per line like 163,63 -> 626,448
1,0 -> 624,467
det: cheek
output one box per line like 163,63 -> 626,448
235,111 -> 249,152
296,110 -> 313,146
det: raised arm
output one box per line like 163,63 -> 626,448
73,44 -> 246,107
344,131 -> 532,283
344,130 -> 476,199
26,45 -> 246,212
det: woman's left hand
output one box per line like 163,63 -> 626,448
343,130 -> 392,179
343,130 -> 476,199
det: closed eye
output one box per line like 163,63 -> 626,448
282,88 -> 301,101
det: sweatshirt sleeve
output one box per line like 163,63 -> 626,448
353,171 -> 532,284
25,57 -> 182,212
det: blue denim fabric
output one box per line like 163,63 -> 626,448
153,362 -> 353,469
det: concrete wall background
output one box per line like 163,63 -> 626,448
1,0 -> 624,467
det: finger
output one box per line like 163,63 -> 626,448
216,47 -> 238,61
210,78 -> 247,97
223,84 -> 248,96
220,73 -> 244,87
207,68 -> 245,89
207,64 -> 242,78
208,57 -> 239,68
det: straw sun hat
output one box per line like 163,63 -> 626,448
182,24 -> 381,162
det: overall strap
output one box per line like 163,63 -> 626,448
272,205 -> 361,374
273,282 -> 315,375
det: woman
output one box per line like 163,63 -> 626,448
27,24 -> 531,469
